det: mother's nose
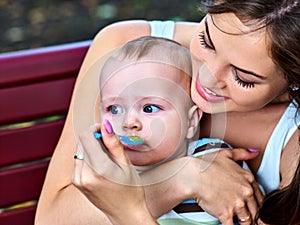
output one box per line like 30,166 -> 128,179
198,62 -> 227,89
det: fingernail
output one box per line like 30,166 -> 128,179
104,119 -> 114,134
248,148 -> 260,153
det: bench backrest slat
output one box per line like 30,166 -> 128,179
0,205 -> 36,225
0,40 -> 91,225
0,161 -> 49,207
0,77 -> 76,124
0,119 -> 65,167
0,41 -> 91,88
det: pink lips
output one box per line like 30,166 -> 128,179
195,80 -> 228,103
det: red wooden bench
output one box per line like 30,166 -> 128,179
0,40 -> 91,225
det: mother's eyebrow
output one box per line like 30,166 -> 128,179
232,65 -> 266,79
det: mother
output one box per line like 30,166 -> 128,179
35,1 -> 300,225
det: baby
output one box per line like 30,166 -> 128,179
98,36 -> 232,224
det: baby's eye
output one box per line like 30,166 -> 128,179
109,105 -> 123,114
143,105 -> 161,113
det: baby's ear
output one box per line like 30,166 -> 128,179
186,105 -> 202,139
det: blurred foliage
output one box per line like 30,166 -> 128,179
0,0 -> 205,53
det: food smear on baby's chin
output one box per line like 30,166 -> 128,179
119,135 -> 144,145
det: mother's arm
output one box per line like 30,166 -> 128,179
35,20 -> 198,225
35,20 -> 150,225
35,20 -> 261,225
71,121 -> 262,225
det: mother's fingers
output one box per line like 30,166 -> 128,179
218,192 -> 253,225
235,167 -> 264,224
237,215 -> 252,224
230,148 -> 260,161
77,124 -> 141,186
72,138 -> 85,181
100,122 -> 131,165
252,180 -> 264,205
198,149 -> 261,224
234,200 -> 253,225
216,198 -> 251,225
84,122 -> 130,165
72,151 -> 84,186
223,149 -> 263,222
248,182 -> 264,219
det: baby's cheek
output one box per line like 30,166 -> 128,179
109,116 -> 124,133
147,118 -> 167,148
149,116 -> 184,150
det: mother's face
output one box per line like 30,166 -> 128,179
189,13 -> 288,113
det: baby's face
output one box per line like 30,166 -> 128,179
100,61 -> 192,166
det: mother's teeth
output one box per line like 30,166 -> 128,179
204,87 -> 217,96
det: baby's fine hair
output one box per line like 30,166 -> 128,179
101,36 -> 192,80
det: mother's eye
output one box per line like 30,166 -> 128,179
234,69 -> 255,89
198,32 -> 214,50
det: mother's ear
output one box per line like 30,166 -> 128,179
186,105 -> 202,139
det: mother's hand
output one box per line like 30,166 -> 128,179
188,148 -> 263,225
72,122 -> 158,225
